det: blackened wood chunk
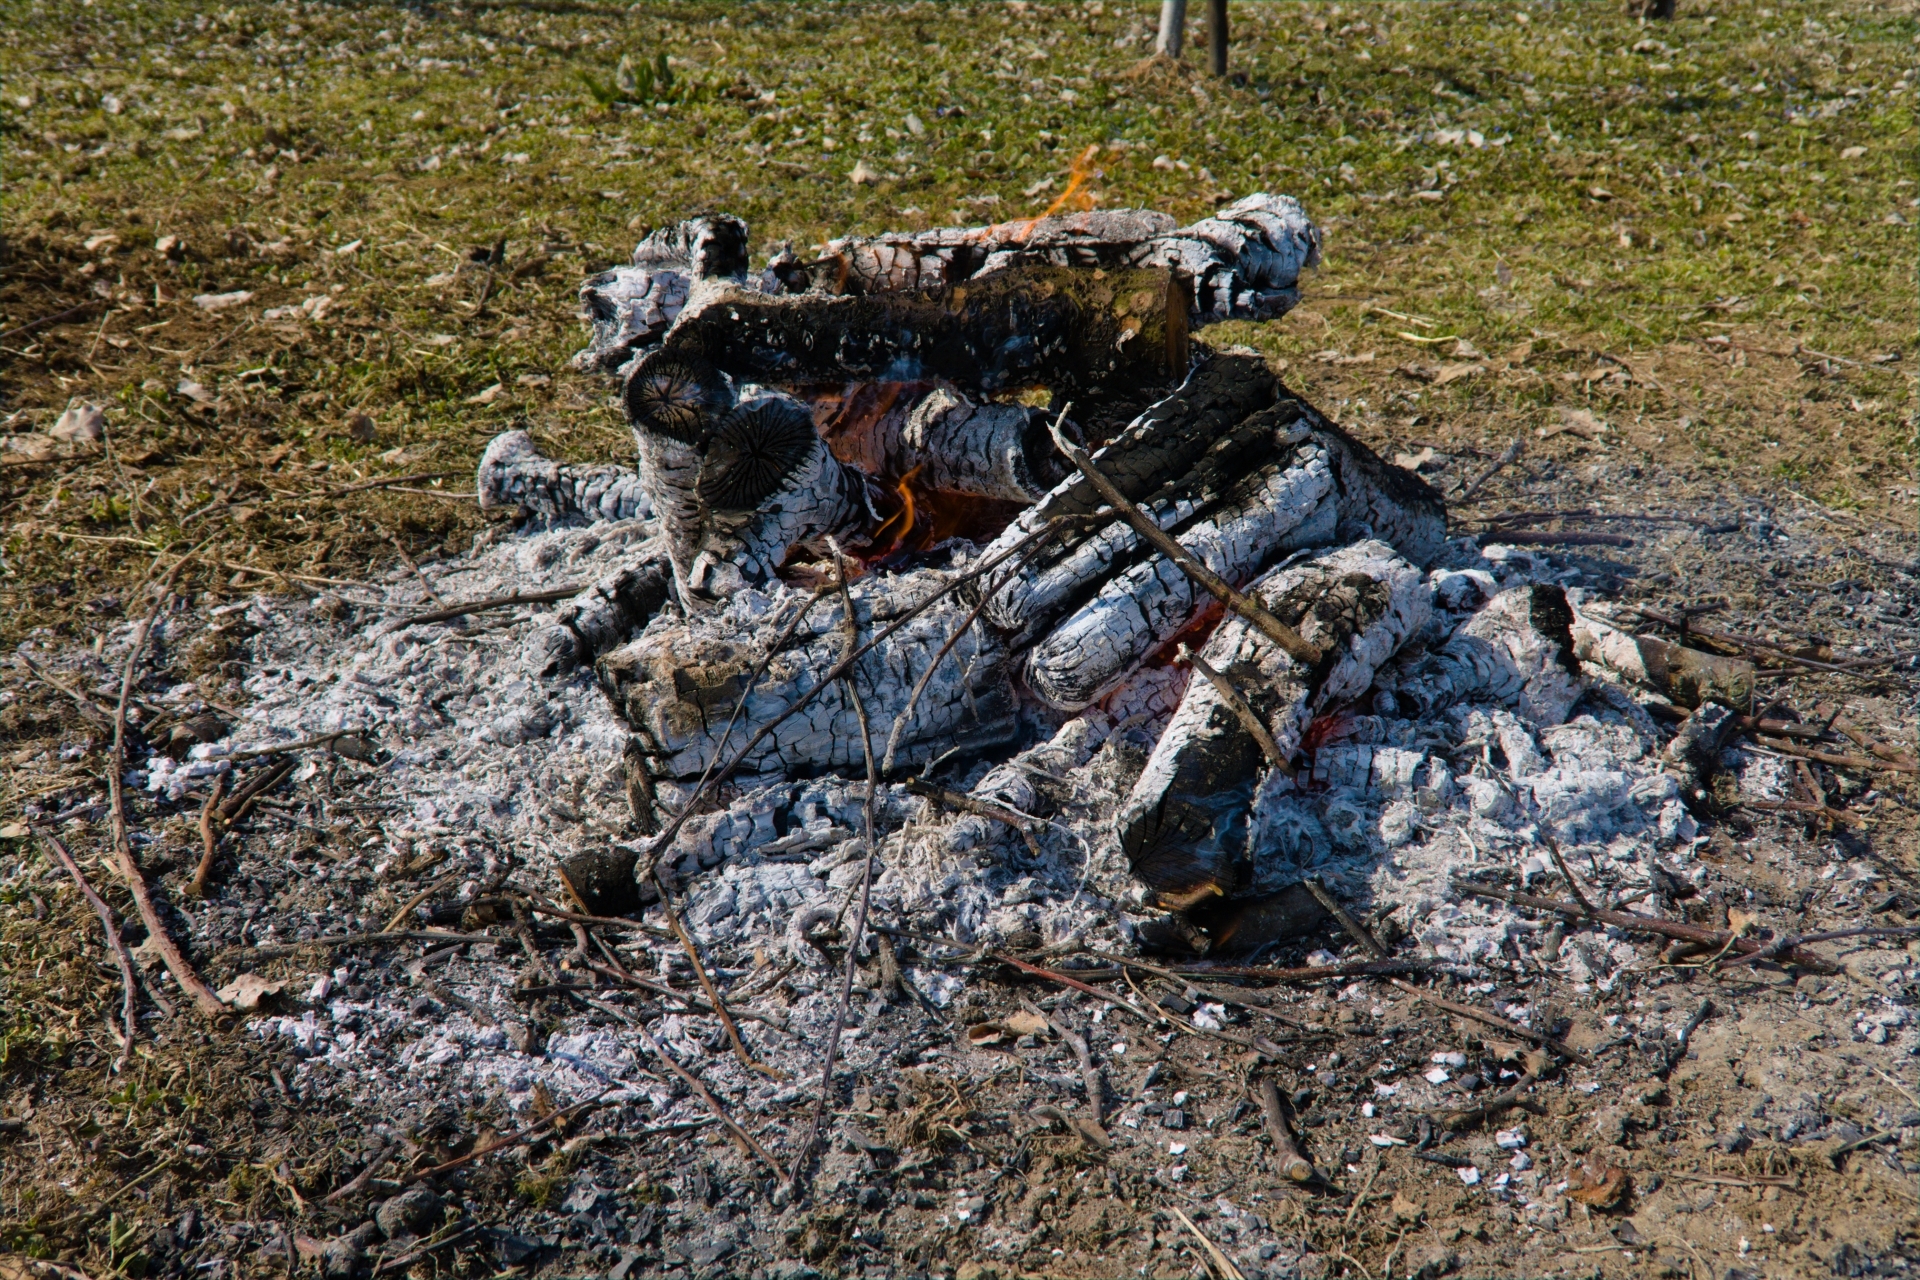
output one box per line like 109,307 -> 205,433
625,350 -> 733,447
557,846 -> 642,917
1117,541 -> 1429,908
662,264 -> 1190,398
698,398 -> 821,513
1181,884 -> 1334,955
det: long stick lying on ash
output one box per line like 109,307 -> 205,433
632,1021 -> 790,1186
1047,414 -> 1322,666
791,544 -> 885,1190
36,827 -> 140,1067
1457,435 -> 1523,502
1024,998 -> 1108,1128
108,553 -> 228,1019
401,585 -> 585,628
1455,879 -> 1839,972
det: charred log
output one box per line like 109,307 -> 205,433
599,578 -> 1017,781
1372,585 -> 1585,726
659,263 -> 1190,399
1117,540 -> 1429,909
476,430 -> 651,528
816,382 -> 1070,504
790,194 -> 1320,326
529,556 -> 676,677
574,214 -> 753,373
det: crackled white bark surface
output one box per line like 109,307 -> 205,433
476,430 -> 652,528
1373,584 -> 1586,726
600,577 -> 1016,780
1117,540 -> 1429,906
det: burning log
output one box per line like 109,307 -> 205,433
815,383 -> 1069,504
1117,540 -> 1430,909
573,196 -> 1320,376
787,193 -> 1320,327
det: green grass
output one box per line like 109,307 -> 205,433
0,0 -> 1912,644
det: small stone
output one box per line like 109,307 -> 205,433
1409,1245 -> 1458,1279
1160,1108 -> 1187,1130
850,160 -> 879,186
374,1187 -> 444,1242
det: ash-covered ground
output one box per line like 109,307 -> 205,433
9,432 -> 1916,1280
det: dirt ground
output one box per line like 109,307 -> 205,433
3,1 -> 1916,1278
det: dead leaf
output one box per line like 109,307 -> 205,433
215,973 -> 289,1011
1568,1160 -> 1630,1209
1069,1116 -> 1113,1149
965,1022 -> 1009,1049
1004,1009 -> 1049,1037
49,402 -> 106,443
1395,363 -> 1436,383
465,383 -> 505,406
1520,1048 -> 1549,1078
1505,340 -> 1535,366
1432,362 -> 1483,386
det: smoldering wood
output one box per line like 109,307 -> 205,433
573,214 -> 752,373
785,195 -> 1320,327
476,430 -> 652,527
816,382 -> 1069,504
1371,585 -> 1585,726
1117,540 -> 1430,908
659,263 -> 1190,399
598,579 -> 1017,781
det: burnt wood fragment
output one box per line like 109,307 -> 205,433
660,264 -> 1190,398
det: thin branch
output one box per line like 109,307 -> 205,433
649,872 -> 780,1080
108,552 -> 228,1019
401,585 -> 584,628
1455,879 -> 1839,971
1047,413 -> 1321,666
792,543 -> 885,1189
904,777 -> 1043,858
1302,878 -> 1388,958
1255,1075 -> 1315,1182
1386,978 -> 1592,1066
1179,644 -> 1288,768
631,1021 -> 789,1186
1457,435 -> 1523,502
188,773 -> 227,897
36,827 -> 140,1068
14,652 -> 114,725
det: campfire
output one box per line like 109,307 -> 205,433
461,194 -> 1707,959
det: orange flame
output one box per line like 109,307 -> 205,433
1037,143 -> 1103,222
866,464 -> 924,558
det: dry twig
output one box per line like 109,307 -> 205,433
35,827 -> 140,1067
107,553 -> 227,1019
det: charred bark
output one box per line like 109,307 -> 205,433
574,214 -> 753,373
476,430 -> 652,528
598,578 -> 1017,781
1117,540 -> 1429,909
816,382 -> 1069,504
659,263 -> 1190,399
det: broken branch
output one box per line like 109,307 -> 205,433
35,827 -> 140,1066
